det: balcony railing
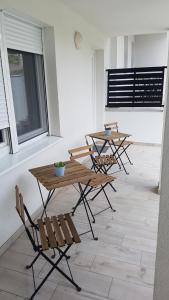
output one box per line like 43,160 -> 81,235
106,66 -> 167,108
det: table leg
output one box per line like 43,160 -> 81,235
72,181 -> 98,240
37,180 -> 55,218
108,138 -> 129,175
92,137 -> 107,155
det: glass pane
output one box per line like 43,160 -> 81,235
8,49 -> 48,143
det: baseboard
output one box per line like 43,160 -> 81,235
0,206 -> 42,257
133,142 -> 161,147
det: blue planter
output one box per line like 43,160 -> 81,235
55,166 -> 65,177
105,128 -> 112,136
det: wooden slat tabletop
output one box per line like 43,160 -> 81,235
87,131 -> 131,141
29,160 -> 98,191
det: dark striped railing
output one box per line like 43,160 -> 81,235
106,66 -> 167,107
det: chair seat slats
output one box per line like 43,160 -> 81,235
44,217 -> 57,248
37,214 -> 80,250
51,216 -> 65,247
58,215 -> 73,245
81,173 -> 115,188
95,155 -> 117,166
37,219 -> 49,251
65,213 -> 81,243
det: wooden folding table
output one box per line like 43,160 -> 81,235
29,160 -> 101,240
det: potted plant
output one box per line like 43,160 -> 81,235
105,127 -> 112,136
54,161 -> 65,177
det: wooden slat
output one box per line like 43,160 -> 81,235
109,73 -> 163,80
46,174 -> 94,189
15,185 -> 20,215
109,85 -> 163,91
15,186 -> 25,224
64,214 -> 81,243
108,97 -> 162,103
107,102 -> 163,108
51,216 -> 65,247
108,79 -> 163,86
37,219 -> 49,250
88,131 -> 130,140
44,217 -> 57,248
107,66 -> 166,73
82,174 -> 115,188
40,169 -> 93,185
68,145 -> 92,154
58,215 -> 73,245
19,193 -> 25,224
108,91 -> 162,97
104,122 -> 118,127
70,150 -> 94,160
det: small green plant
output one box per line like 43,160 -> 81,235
54,161 -> 65,168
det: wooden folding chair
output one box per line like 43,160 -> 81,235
104,122 -> 133,165
68,147 -> 116,220
15,186 -> 82,300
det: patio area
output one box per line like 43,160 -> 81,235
0,144 -> 160,300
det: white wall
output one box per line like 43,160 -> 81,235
154,58 -> 169,300
117,36 -> 124,68
133,33 -> 168,67
95,50 -> 105,130
0,0 -> 106,248
127,35 -> 135,67
105,110 -> 164,144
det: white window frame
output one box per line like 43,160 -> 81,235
0,11 -> 49,154
0,128 -> 10,158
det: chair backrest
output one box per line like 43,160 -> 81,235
104,122 -> 118,132
15,185 -> 37,250
68,145 -> 95,160
15,185 -> 25,224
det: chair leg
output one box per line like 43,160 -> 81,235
82,196 -> 98,240
109,182 -> 117,192
123,146 -> 133,165
26,253 -> 40,269
102,185 -> 116,212
84,196 -> 95,223
29,246 -> 81,299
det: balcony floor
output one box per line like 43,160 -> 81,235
0,144 -> 160,300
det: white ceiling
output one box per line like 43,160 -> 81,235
61,0 -> 169,36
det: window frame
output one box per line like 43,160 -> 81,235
7,49 -> 49,144
0,11 -> 50,154
0,129 -> 10,158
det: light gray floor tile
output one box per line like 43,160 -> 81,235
39,263 -> 112,298
141,251 -> 156,269
123,236 -> 157,253
0,290 -> 24,300
0,250 -> 45,277
0,267 -> 56,299
91,255 -> 154,287
109,278 -> 153,300
50,285 -> 109,300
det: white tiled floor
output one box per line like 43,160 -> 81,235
0,145 -> 160,299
